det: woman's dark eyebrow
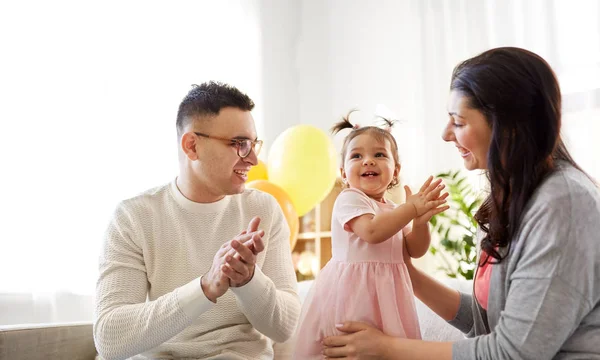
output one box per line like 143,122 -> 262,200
448,111 -> 465,119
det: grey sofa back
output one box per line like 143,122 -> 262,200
0,322 -> 96,360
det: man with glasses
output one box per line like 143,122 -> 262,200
94,81 -> 300,359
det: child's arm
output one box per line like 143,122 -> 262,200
347,177 -> 447,244
347,203 -> 421,244
404,223 -> 431,258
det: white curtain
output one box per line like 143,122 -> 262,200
386,0 -> 599,190
0,0 -> 262,325
413,0 -> 600,187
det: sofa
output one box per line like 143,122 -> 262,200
0,280 -> 467,359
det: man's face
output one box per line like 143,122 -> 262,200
186,107 -> 259,200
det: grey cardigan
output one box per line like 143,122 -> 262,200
450,163 -> 600,359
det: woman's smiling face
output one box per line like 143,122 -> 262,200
442,90 -> 492,171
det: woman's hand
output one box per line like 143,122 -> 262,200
405,176 -> 448,217
412,191 -> 449,226
322,322 -> 391,359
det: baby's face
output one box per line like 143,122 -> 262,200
341,133 -> 399,201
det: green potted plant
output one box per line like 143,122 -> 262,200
428,170 -> 483,280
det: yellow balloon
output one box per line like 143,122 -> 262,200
268,125 -> 338,216
246,159 -> 268,182
246,180 -> 299,250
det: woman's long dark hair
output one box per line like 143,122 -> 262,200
451,47 -> 587,263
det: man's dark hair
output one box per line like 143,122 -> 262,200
176,81 -> 255,138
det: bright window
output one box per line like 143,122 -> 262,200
0,1 -> 262,295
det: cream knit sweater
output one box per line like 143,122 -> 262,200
93,180 -> 301,360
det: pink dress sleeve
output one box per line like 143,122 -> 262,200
333,188 -> 377,232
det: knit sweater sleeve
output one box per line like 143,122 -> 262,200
230,195 -> 301,343
93,203 -> 215,360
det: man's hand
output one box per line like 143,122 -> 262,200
223,216 -> 266,287
201,221 -> 264,302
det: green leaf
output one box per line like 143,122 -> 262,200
430,216 -> 437,227
463,234 -> 474,247
464,269 -> 474,280
440,238 -> 452,248
428,169 -> 480,281
459,186 -> 472,197
467,199 -> 481,213
436,212 -> 449,219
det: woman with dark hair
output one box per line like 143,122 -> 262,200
322,47 -> 600,359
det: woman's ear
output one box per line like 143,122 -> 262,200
181,132 -> 199,160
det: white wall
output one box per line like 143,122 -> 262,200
282,0 -> 503,185
267,0 -> 600,183
257,0 -> 302,156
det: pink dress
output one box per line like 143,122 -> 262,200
293,188 -> 421,359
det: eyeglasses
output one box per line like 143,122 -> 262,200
194,132 -> 263,158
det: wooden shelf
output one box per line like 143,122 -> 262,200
291,179 -> 343,279
297,231 -> 332,240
